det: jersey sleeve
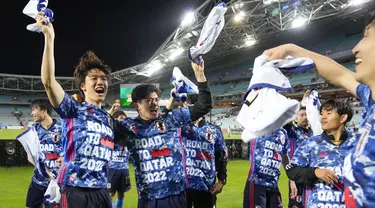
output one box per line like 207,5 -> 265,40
53,93 -> 80,119
281,129 -> 290,156
290,138 -> 312,167
356,84 -> 373,110
170,106 -> 192,127
214,126 -> 226,151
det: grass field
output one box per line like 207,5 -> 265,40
0,129 -> 242,140
0,129 -> 25,140
0,160 -> 291,208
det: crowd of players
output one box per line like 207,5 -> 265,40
22,11 -> 375,208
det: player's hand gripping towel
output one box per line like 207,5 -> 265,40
171,67 -> 199,102
23,0 -> 54,32
188,2 -> 227,64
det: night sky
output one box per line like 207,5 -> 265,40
1,0 -> 203,76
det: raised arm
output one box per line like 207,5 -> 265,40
264,44 -> 360,96
36,13 -> 65,107
189,57 -> 213,121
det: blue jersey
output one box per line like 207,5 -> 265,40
54,93 -> 114,189
182,120 -> 226,191
32,120 -> 63,187
344,84 -> 375,207
286,123 -> 312,159
108,144 -> 129,170
117,107 -> 191,200
292,131 -> 356,207
247,128 -> 289,188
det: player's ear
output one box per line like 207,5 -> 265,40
340,114 -> 348,124
132,102 -> 140,111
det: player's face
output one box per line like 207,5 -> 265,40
31,106 -> 45,122
320,108 -> 344,131
80,69 -> 108,105
117,114 -> 126,121
297,109 -> 308,128
137,92 -> 159,121
352,21 -> 375,85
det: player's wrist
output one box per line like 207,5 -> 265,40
218,180 -> 226,185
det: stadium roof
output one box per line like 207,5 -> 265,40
1,0 -> 374,93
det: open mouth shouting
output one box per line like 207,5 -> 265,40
95,87 -> 106,97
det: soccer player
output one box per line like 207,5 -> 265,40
37,13 -> 115,207
263,18 -> 375,207
108,110 -> 131,208
165,94 -> 227,208
284,91 -> 314,208
286,99 -> 356,207
114,57 -> 212,208
243,128 -> 294,208
26,99 -> 63,208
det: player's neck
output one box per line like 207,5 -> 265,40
85,98 -> 102,109
41,116 -> 53,129
325,126 -> 344,141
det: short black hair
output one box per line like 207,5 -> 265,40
131,84 -> 161,103
299,106 -> 306,111
320,99 -> 353,123
30,99 -> 52,116
73,51 -> 111,98
113,110 -> 127,119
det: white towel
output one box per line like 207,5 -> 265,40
246,54 -> 315,92
23,0 -> 54,33
16,127 -> 43,174
44,179 -> 61,206
188,2 -> 227,64
237,54 -> 315,142
171,67 -> 199,102
301,89 -> 323,136
237,88 -> 300,142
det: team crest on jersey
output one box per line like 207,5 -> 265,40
205,130 -> 214,143
51,130 -> 61,143
296,196 -> 302,202
156,121 -> 166,132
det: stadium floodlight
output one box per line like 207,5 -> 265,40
234,11 -> 245,22
169,47 -> 184,61
181,12 -> 195,27
234,2 -> 244,10
145,59 -> 164,76
244,35 -> 257,47
291,16 -> 307,28
348,0 -> 366,6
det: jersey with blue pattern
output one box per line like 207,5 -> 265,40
344,84 -> 375,207
32,120 -> 63,187
247,128 -> 289,188
54,93 -> 114,189
286,123 -> 312,158
108,144 -> 129,170
292,131 -> 356,207
181,120 -> 226,191
117,107 -> 191,200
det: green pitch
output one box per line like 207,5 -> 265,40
0,130 -> 242,140
0,160 -> 291,208
0,129 -> 25,140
